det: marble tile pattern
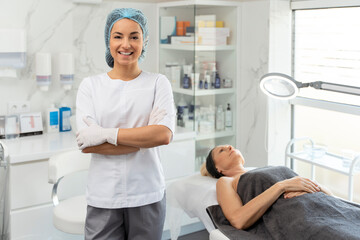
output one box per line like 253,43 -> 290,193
237,0 -> 270,167
0,0 -> 275,169
0,0 -> 156,116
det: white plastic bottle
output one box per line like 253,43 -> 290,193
208,105 -> 216,132
47,104 -> 59,133
59,106 -> 72,132
225,103 -> 232,130
216,105 -> 225,131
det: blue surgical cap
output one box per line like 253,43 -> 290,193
104,8 -> 149,67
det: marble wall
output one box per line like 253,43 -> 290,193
237,0 -> 270,167
1,0 -> 285,167
236,0 -> 292,167
0,0 -> 157,116
267,0 -> 292,166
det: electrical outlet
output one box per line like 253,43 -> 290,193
7,101 -> 31,114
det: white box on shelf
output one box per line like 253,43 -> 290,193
171,65 -> 181,88
198,36 -> 227,46
198,27 -> 230,37
171,36 -> 195,45
195,15 -> 216,28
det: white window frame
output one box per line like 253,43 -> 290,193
291,0 -> 360,10
290,97 -> 360,116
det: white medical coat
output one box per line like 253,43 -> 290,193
76,71 -> 175,208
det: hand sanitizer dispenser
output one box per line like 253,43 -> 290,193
59,53 -> 74,90
0,29 -> 26,77
36,53 -> 52,91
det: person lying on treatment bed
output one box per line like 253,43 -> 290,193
201,145 -> 360,239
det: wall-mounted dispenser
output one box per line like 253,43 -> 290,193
0,29 -> 26,77
59,53 -> 74,90
36,53 -> 51,91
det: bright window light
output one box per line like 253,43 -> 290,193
294,7 -> 360,105
293,7 -> 360,203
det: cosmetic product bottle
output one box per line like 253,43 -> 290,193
182,73 -> 190,89
223,78 -> 233,88
177,97 -> 187,127
189,99 -> 195,120
204,80 -> 208,89
204,74 -> 210,89
178,96 -> 187,112
47,104 -> 59,133
59,106 -> 72,132
225,103 -> 232,130
215,72 -> 221,89
209,105 -> 215,132
216,105 -> 225,131
183,111 -> 192,130
199,79 -> 203,89
177,114 -> 183,127
210,71 -> 216,89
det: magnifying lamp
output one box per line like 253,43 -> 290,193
260,72 -> 360,100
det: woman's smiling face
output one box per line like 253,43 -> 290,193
212,145 -> 245,174
109,18 -> 143,67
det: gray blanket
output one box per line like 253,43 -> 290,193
207,166 -> 360,240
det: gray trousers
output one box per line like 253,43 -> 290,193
84,195 -> 166,240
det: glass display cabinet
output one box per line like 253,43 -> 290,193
158,1 -> 239,171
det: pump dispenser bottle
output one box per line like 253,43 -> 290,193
225,103 -> 232,130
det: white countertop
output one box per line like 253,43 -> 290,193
2,128 -> 196,164
2,131 -> 78,164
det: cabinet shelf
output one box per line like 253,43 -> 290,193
159,2 -> 238,188
196,131 -> 235,141
160,44 -> 235,51
173,87 -> 235,96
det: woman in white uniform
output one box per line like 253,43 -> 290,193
75,8 -> 175,240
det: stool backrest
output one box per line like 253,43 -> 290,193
48,150 -> 91,184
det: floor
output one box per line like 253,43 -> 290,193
177,230 -> 209,240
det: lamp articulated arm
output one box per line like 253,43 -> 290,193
310,81 -> 360,96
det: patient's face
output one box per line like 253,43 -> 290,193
212,145 -> 245,172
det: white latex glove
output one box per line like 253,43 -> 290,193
76,117 -> 118,150
148,107 -> 167,125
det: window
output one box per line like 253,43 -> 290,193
294,7 -> 360,105
292,7 -> 360,203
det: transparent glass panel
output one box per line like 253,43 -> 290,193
159,5 -> 196,132
159,4 -> 238,171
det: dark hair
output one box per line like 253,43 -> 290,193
206,148 -> 224,179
